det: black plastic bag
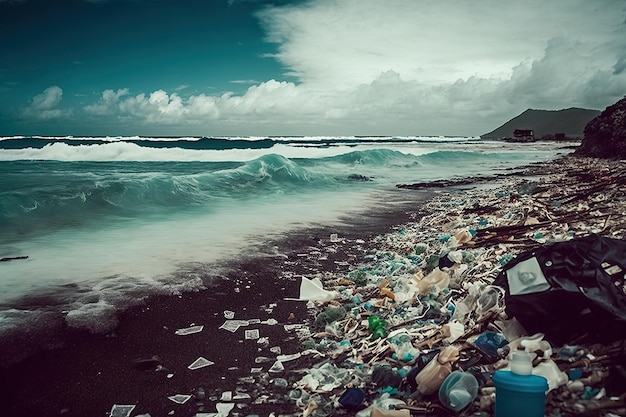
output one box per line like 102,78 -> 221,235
493,235 -> 626,345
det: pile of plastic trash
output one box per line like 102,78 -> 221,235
262,156 -> 626,417
110,157 -> 625,417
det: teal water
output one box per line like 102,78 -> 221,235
0,137 -> 569,335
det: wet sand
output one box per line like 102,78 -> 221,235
0,187 -> 435,417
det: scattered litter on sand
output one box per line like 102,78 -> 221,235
108,156 -> 626,416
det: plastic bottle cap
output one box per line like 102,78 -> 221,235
511,347 -> 533,376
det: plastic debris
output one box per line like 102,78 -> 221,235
268,360 -> 285,373
276,352 -> 301,362
102,156 -> 626,417
288,276 -> 338,302
438,370 -> 479,411
167,394 -> 192,404
174,325 -> 204,335
219,320 -> 249,333
494,235 -> 626,345
215,402 -> 235,416
338,387 -> 365,409
109,404 -> 136,417
188,357 -> 215,370
244,329 -> 260,340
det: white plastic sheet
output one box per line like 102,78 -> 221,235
286,276 -> 338,302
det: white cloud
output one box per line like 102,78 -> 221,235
73,0 -> 626,134
22,86 -> 72,120
84,88 -> 129,115
230,79 -> 261,85
258,0 -> 625,89
30,86 -> 63,110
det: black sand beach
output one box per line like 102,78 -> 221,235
1,154 -> 625,417
0,187 -> 435,417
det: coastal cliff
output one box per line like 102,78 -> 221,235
576,96 -> 626,159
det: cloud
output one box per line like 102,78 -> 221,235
18,0 -> 626,135
21,86 -> 72,120
31,86 -> 63,110
82,34 -> 626,135
83,82 -> 302,126
84,88 -> 129,116
82,31 -> 626,135
230,79 -> 261,85
258,0 -> 625,89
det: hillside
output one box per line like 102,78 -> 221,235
575,96 -> 626,159
481,108 -> 600,139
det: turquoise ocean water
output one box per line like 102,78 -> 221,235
0,136 -> 569,339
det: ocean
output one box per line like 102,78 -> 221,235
0,136 -> 569,348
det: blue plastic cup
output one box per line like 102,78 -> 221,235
492,370 -> 548,417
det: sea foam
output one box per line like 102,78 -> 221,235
0,136 -> 567,338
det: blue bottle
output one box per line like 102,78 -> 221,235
492,349 -> 548,417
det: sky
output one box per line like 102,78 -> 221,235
1,0 -> 625,137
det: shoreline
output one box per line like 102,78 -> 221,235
1,154 -> 625,417
0,186 -> 435,417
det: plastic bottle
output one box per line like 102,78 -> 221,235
368,315 -> 387,340
415,345 -> 459,395
438,371 -> 479,411
492,347 -> 549,417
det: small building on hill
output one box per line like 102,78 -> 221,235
505,129 -> 537,142
513,129 -> 534,141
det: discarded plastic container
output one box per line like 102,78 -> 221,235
438,371 -> 479,411
415,345 -> 459,395
492,370 -> 548,417
416,267 -> 450,295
